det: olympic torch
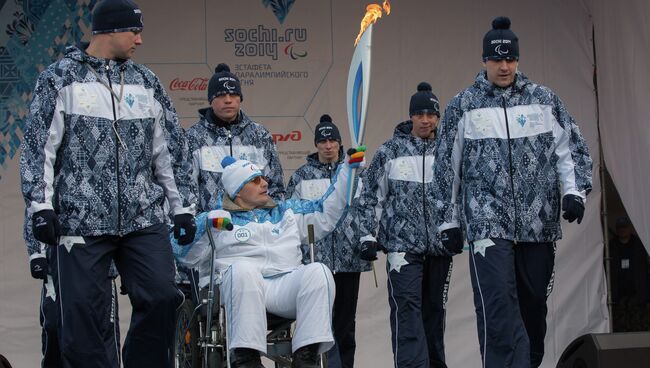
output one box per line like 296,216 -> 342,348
346,0 -> 390,204
347,1 -> 390,287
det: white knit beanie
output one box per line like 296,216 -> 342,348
221,156 -> 263,198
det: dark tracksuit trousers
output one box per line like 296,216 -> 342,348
40,244 -> 121,368
55,224 -> 183,368
469,239 -> 555,368
327,272 -> 362,368
386,253 -> 452,368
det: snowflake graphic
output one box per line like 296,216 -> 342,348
516,114 -> 526,127
125,93 -> 135,107
262,0 -> 296,24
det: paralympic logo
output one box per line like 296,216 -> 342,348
224,81 -> 236,91
284,43 -> 307,60
495,44 -> 509,56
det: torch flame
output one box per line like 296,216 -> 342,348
354,0 -> 391,46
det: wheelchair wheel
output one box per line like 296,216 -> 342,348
174,298 -> 200,368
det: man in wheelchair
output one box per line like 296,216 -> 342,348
174,151 -> 364,368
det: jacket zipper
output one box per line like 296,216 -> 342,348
226,113 -> 237,157
327,163 -> 337,272
422,138 -> 430,252
228,131 -> 233,156
107,64 -> 122,234
502,95 -> 518,243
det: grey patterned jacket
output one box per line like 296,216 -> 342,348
434,70 -> 593,243
286,150 -> 371,272
186,107 -> 285,212
20,46 -> 195,256
358,121 -> 447,256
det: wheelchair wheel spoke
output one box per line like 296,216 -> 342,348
173,298 -> 200,368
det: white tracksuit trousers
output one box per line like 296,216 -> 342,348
220,261 -> 335,354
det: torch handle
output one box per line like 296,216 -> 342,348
307,224 -> 315,263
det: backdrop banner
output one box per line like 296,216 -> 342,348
593,0 -> 650,250
0,1 -> 609,367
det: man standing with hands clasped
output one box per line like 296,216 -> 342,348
433,16 -> 592,368
20,1 -> 196,367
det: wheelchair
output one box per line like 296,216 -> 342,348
172,219 -> 327,368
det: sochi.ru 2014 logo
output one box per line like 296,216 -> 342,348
224,26 -> 307,61
222,0 -> 305,61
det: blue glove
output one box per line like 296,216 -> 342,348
441,228 -> 463,255
32,210 -> 60,246
562,195 -> 584,224
30,255 -> 48,280
173,214 -> 197,246
360,241 -> 378,261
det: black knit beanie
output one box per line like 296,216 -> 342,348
92,0 -> 143,35
208,63 -> 243,103
314,114 -> 342,145
409,82 -> 440,117
482,16 -> 519,61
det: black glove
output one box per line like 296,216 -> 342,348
32,210 -> 60,246
441,228 -> 464,255
360,241 -> 378,261
562,194 -> 585,224
30,256 -> 48,280
174,214 -> 197,246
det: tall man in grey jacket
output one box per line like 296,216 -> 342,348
358,83 -> 460,368
433,16 -> 593,368
20,1 -> 196,367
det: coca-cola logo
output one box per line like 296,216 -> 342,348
272,130 -> 302,144
169,77 -> 208,91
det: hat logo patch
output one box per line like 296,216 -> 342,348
224,81 -> 236,91
495,44 -> 509,56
